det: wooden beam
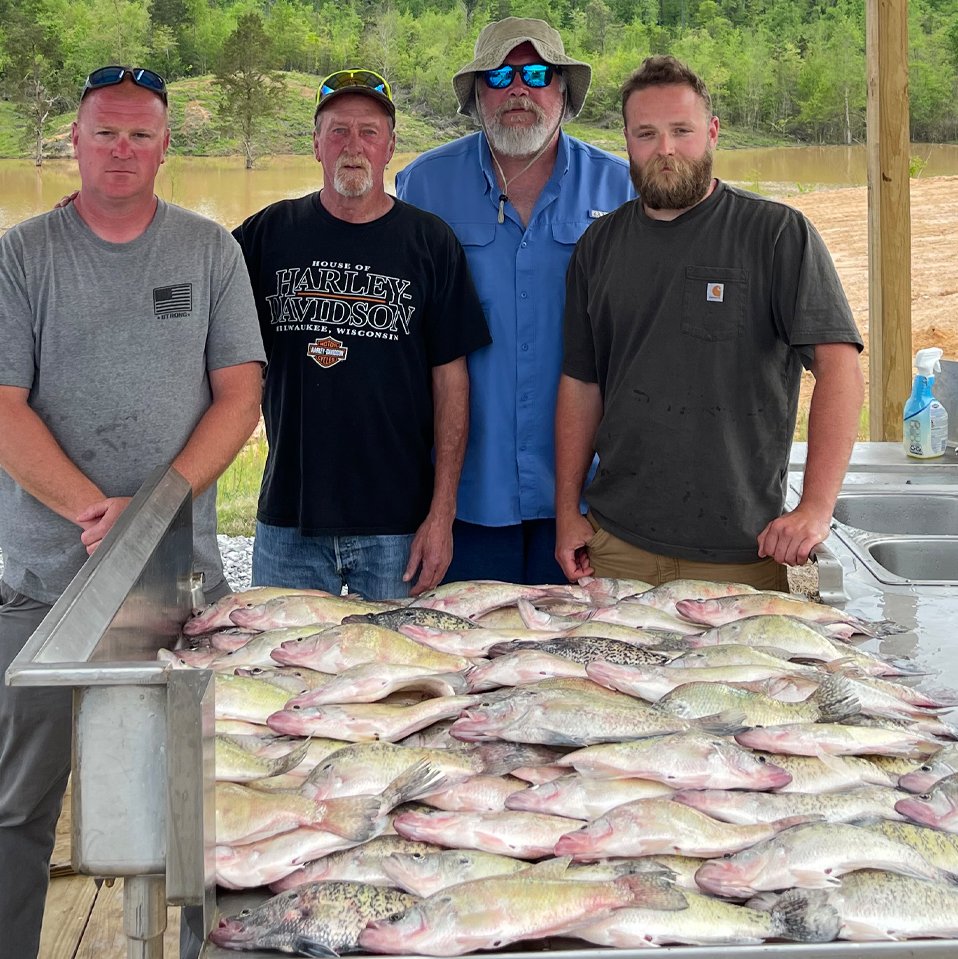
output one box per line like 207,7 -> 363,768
866,0 -> 912,440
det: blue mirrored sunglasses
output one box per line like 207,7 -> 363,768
81,66 -> 168,105
482,63 -> 555,90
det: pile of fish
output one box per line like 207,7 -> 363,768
166,579 -> 958,956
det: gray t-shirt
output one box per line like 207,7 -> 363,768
0,200 -> 265,603
563,181 -> 863,563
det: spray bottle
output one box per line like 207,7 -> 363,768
903,347 -> 949,459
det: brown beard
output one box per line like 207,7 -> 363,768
630,147 -> 714,211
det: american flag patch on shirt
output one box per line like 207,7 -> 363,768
153,283 -> 193,317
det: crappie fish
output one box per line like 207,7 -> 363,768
342,606 -> 478,632
451,683 -> 738,747
735,720 -> 942,759
771,869 -> 958,941
895,771 -> 958,832
586,658 -> 805,703
862,819 -> 958,873
229,594 -> 391,630
218,760 -> 445,845
657,674 -> 860,727
216,828 -> 358,889
685,615 -> 857,658
557,732 -> 792,790
694,821 -> 956,897
184,587 -> 332,635
209,880 -> 420,954
899,742 -> 958,792
268,695 -> 477,742
285,663 -> 466,708
463,650 -> 588,691
215,735 -> 310,783
505,774 -> 673,820
410,580 -> 550,619
214,672 -> 299,725
381,848 -> 530,897
358,872 -> 685,956
269,835 -> 442,892
757,751 -> 901,792
420,775 -> 529,813
554,798 -> 807,860
392,808 -> 582,859
487,637 -> 670,667
578,888 -> 798,947
675,594 -> 876,634
673,784 -> 907,825
632,578 -> 761,612
270,623 -> 471,673
397,624 -> 560,657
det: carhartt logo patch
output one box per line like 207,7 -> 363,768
706,282 -> 725,303
153,283 -> 192,317
308,337 -> 348,369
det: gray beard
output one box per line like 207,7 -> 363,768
483,97 -> 556,158
333,160 -> 373,198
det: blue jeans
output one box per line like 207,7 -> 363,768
251,522 -> 415,601
442,518 -> 566,585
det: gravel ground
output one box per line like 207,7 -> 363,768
0,539 -> 819,599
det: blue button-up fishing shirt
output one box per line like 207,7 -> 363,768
396,131 -> 635,526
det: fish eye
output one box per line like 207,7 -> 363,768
757,755 -> 767,763
919,793 -> 932,800
457,855 -> 471,864
410,853 -> 425,861
238,908 -> 252,917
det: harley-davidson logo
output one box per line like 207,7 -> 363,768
307,337 -> 348,369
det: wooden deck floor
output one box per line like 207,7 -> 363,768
41,781 -> 181,958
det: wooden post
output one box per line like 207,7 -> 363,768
866,0 -> 911,440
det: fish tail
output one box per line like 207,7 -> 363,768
815,675 -> 861,723
292,936 -> 340,958
380,759 -> 449,811
770,889 -> 840,942
320,795 -> 383,841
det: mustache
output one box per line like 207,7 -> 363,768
336,153 -> 372,173
494,96 -> 546,124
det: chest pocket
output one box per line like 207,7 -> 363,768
681,266 -> 748,342
551,221 -> 591,247
453,222 -> 496,250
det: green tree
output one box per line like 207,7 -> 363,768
0,0 -> 65,165
214,11 -> 287,169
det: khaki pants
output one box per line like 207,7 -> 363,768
586,515 -> 790,592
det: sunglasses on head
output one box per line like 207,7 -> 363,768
316,69 -> 393,106
482,63 -> 555,90
81,65 -> 168,104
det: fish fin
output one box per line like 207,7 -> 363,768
814,675 -> 861,723
840,921 -> 903,941
697,711 -> 748,736
770,889 -> 840,942
382,759 -> 450,809
320,795 -> 383,841
614,872 -> 687,911
292,937 -> 340,958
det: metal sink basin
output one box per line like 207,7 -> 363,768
866,537 -> 958,581
833,489 -> 958,535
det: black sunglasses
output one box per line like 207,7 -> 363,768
81,66 -> 168,105
482,63 -> 555,90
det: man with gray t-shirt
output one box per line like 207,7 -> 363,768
0,66 -> 265,958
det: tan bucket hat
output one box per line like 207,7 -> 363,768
453,17 -> 592,119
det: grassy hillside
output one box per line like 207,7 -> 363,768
1,71 -> 783,161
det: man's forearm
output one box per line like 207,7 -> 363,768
801,343 -> 865,515
171,362 -> 263,497
555,374 -> 603,517
0,387 -> 103,523
428,358 -> 469,522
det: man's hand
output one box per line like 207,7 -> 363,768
403,512 -> 454,596
555,511 -> 596,582
757,504 -> 833,567
76,496 -> 132,555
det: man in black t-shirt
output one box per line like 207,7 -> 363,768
555,56 -> 864,590
234,69 -> 490,600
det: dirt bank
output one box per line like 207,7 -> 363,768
776,175 -> 958,415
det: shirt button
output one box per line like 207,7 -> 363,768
521,241 -> 528,248
520,291 -> 528,299
521,343 -> 529,352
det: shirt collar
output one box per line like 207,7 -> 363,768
476,129 -> 571,201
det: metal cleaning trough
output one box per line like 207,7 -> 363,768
7,465 -> 958,958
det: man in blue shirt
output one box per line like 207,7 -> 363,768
396,17 -> 635,584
